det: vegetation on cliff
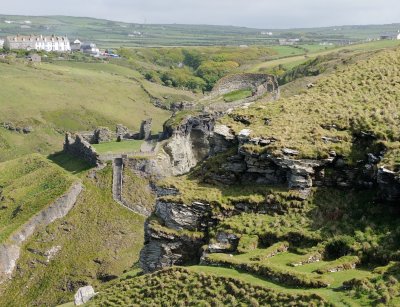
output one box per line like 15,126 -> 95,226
0,161 -> 147,306
0,154 -> 76,243
87,267 -> 330,306
221,47 -> 400,169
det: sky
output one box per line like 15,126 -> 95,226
1,0 -> 400,29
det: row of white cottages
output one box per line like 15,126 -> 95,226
0,35 -> 99,55
2,35 -> 71,52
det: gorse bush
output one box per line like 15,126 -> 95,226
88,267 -> 331,306
221,48 -> 400,168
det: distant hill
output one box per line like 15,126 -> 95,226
0,14 -> 399,48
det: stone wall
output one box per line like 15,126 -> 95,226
63,133 -> 100,166
139,119 -> 153,140
0,182 -> 83,284
210,73 -> 280,101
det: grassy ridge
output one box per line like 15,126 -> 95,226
0,154 -> 75,243
87,267 -> 330,306
0,164 -> 146,306
222,46 -> 400,167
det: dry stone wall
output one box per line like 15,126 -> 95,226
0,182 -> 83,284
210,73 -> 279,100
64,133 -> 100,166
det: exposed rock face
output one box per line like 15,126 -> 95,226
74,286 -> 96,305
210,124 -> 237,155
124,151 -> 174,179
0,182 -> 83,284
155,201 -> 211,231
161,114 -> 216,176
377,167 -> 400,202
140,200 -> 211,273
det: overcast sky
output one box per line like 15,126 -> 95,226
1,0 -> 400,28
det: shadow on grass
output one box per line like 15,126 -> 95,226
48,151 -> 92,175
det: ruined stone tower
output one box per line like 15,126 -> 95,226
139,118 -> 152,140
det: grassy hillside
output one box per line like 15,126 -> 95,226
0,15 -> 399,47
84,46 -> 400,307
95,165 -> 400,306
0,59 -> 176,161
0,154 -> 76,243
88,267 -> 330,306
0,162 -> 147,306
221,46 -> 400,168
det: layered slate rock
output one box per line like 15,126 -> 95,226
140,200 -> 211,273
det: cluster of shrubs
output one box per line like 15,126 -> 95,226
117,47 -> 277,92
343,274 -> 399,306
89,267 -> 330,306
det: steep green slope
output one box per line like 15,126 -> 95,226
0,154 -> 76,243
0,164 -> 146,306
88,267 -> 330,306
222,47 -> 400,168
86,48 -> 400,307
0,60 -> 173,161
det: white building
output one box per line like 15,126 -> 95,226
4,35 -> 71,52
0,39 -> 4,49
397,31 -> 400,40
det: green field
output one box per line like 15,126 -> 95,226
0,59 -> 177,161
248,40 -> 400,73
1,15 -> 399,47
223,88 -> 253,102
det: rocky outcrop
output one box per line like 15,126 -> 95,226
161,114 -> 216,175
138,121 -> 400,274
140,200 -> 211,273
2,122 -> 33,134
203,130 -> 390,197
74,285 -> 96,305
0,182 -> 83,284
377,167 -> 400,202
210,124 -> 237,155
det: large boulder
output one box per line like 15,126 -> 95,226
74,285 -> 96,305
